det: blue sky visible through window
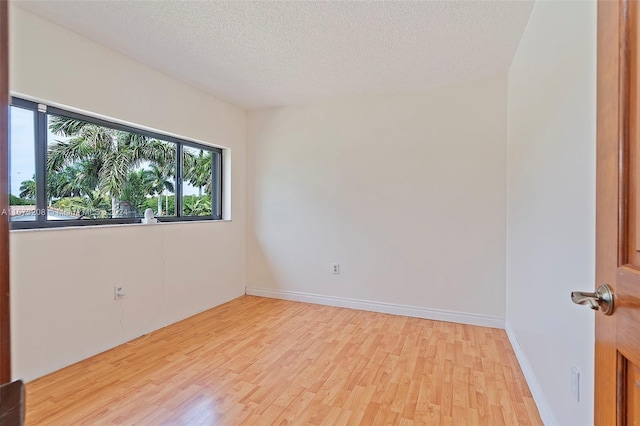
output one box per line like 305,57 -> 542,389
9,106 -> 36,197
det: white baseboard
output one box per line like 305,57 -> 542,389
505,322 -> 557,426
245,287 -> 505,329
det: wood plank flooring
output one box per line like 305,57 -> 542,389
25,296 -> 542,425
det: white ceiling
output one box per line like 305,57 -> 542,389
15,1 -> 534,110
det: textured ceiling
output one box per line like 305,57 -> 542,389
15,1 -> 534,110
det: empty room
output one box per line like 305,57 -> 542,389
0,0 -> 634,425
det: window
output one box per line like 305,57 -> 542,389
182,145 -> 220,217
9,98 -> 223,229
9,104 -> 36,222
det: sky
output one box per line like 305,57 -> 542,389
9,106 -> 35,196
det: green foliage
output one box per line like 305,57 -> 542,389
183,195 -> 212,216
48,162 -> 99,199
10,194 -> 35,206
121,170 -> 150,214
142,195 -> 175,216
139,195 -> 212,216
52,192 -> 110,219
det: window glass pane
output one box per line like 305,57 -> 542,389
138,140 -> 176,218
47,115 -> 177,220
9,106 -> 37,222
182,146 -> 213,217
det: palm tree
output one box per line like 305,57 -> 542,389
48,162 -> 99,200
184,150 -> 211,198
142,164 -> 174,216
120,169 -> 149,215
21,164 -> 98,208
47,117 -> 172,217
19,177 -> 36,200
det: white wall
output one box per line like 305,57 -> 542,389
506,1 -> 597,425
247,75 -> 507,324
9,6 -> 247,382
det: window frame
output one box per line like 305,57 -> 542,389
9,97 -> 223,229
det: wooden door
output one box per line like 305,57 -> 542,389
0,0 -> 11,384
596,0 -> 640,423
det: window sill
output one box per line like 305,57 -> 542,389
9,219 -> 233,233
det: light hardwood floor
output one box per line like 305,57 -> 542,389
25,296 -> 542,425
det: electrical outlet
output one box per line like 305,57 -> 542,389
114,285 -> 126,300
571,365 -> 580,402
332,263 -> 340,274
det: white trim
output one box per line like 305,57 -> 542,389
10,219 -> 233,233
505,321 -> 558,426
245,287 -> 505,329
